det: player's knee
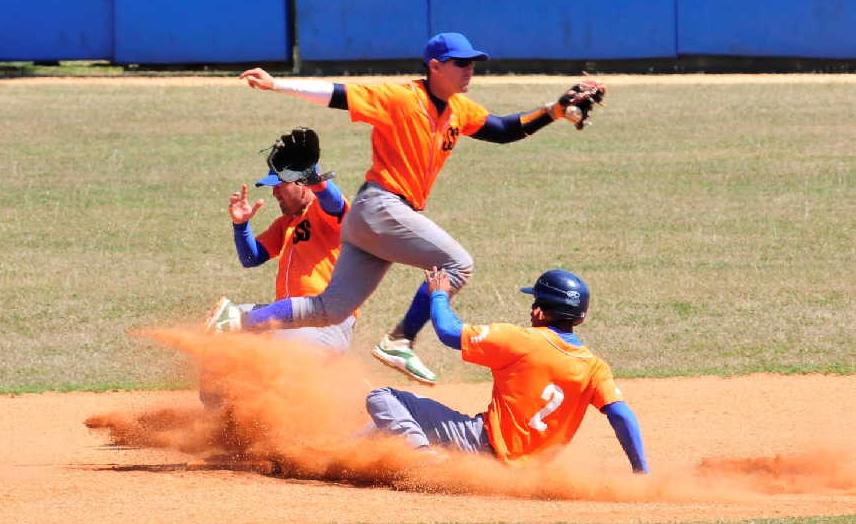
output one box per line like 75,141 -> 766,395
365,387 -> 396,419
447,260 -> 474,291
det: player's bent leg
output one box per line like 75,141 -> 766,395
365,387 -> 431,448
245,242 -> 388,329
346,190 -> 475,289
365,387 -> 492,454
307,241 -> 391,324
344,186 -> 475,383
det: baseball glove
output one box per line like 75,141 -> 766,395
266,127 -> 333,184
557,80 -> 607,130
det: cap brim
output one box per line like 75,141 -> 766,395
520,287 -> 535,295
445,50 -> 489,61
254,171 -> 282,187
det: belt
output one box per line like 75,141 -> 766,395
358,181 -> 418,210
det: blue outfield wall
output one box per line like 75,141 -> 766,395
296,0 -> 430,60
2,0 -> 856,63
296,0 -> 676,61
113,0 -> 291,64
429,0 -> 677,60
678,0 -> 856,59
0,0 -> 113,61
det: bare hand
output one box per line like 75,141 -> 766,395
228,184 -> 264,224
239,68 -> 274,90
424,266 -> 451,294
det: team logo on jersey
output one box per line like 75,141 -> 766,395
441,126 -> 460,151
470,325 -> 490,344
293,219 -> 311,244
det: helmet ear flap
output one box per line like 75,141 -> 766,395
535,300 -> 584,324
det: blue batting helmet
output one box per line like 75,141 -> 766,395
521,269 -> 590,324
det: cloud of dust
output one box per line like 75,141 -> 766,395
85,327 -> 856,502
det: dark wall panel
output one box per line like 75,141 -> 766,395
297,0 -> 429,60
429,0 -> 677,59
0,0 -> 112,61
113,0 -> 290,64
678,0 -> 856,58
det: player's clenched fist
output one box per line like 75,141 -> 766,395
228,183 -> 264,224
239,68 -> 275,90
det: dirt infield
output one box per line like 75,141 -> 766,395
2,330 -> 854,524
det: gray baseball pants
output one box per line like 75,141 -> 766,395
365,387 -> 494,454
288,183 -> 474,326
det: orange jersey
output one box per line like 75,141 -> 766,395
256,199 -> 347,300
460,323 -> 623,463
346,80 -> 489,210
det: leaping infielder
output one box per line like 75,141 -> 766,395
210,32 -> 606,385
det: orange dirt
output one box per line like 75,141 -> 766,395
1,329 -> 854,524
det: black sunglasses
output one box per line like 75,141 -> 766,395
451,58 -> 474,68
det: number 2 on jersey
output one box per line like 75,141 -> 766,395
528,383 -> 565,432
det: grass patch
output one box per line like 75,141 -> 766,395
0,78 -> 853,391
0,60 -> 125,77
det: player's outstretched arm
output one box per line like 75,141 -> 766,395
471,79 -> 607,143
602,401 -> 650,474
239,68 -> 336,107
426,267 -> 464,350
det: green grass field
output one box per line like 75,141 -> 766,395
0,77 -> 853,392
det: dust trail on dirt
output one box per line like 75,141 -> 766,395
697,449 -> 856,495
85,328 -> 856,502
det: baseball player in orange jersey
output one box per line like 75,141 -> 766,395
206,129 -> 356,350
365,268 -> 649,472
203,130 -> 356,408
214,33 -> 605,385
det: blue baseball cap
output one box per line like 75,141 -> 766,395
423,32 -> 489,64
255,170 -> 282,187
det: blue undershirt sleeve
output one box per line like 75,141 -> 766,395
329,83 -> 348,110
233,222 -> 270,267
312,180 -> 346,219
602,401 -> 650,474
244,299 -> 293,328
471,114 -> 527,144
430,291 -> 463,350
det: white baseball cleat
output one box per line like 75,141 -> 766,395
204,297 -> 243,333
371,335 -> 437,385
